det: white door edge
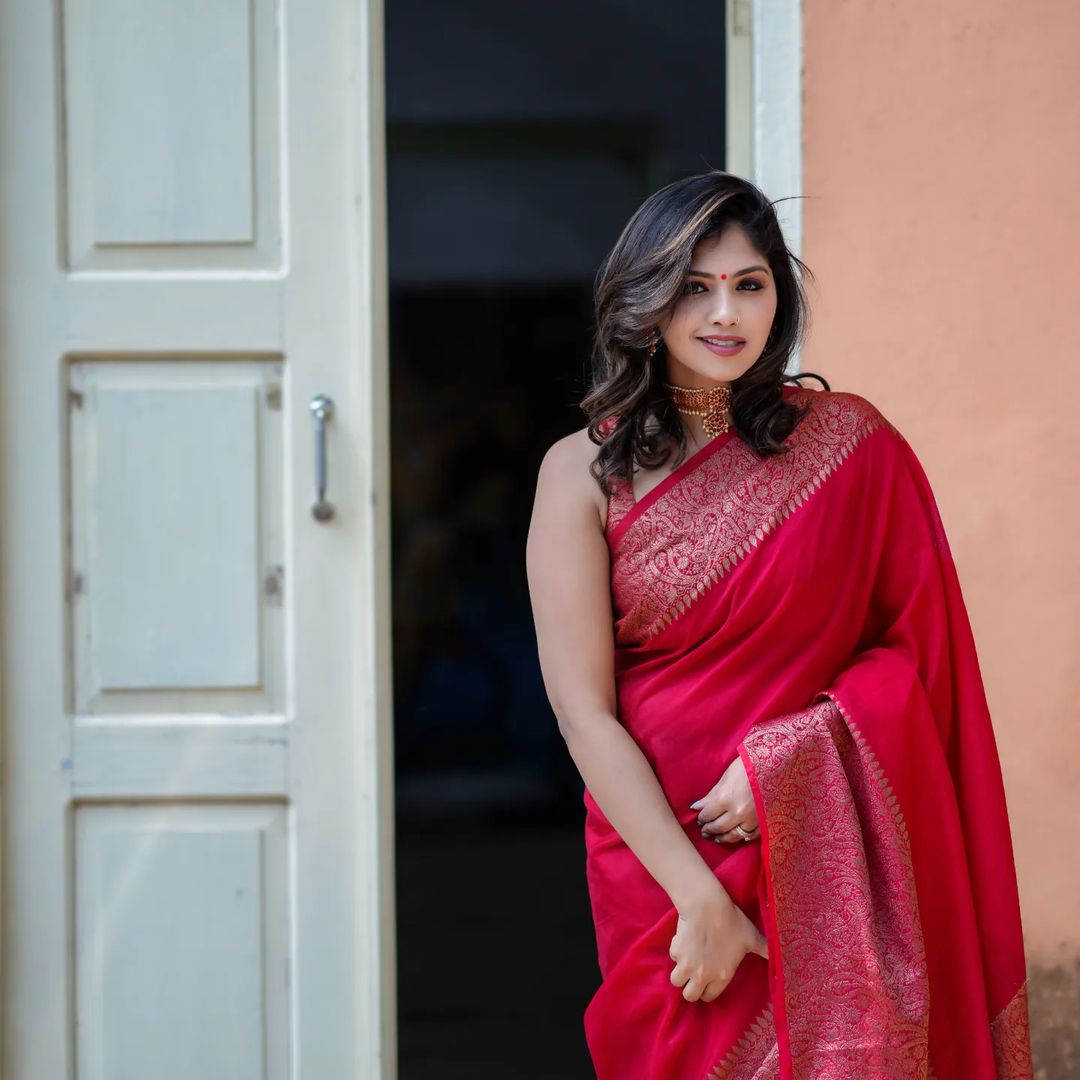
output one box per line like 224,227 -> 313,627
727,0 -> 805,374
348,1 -> 399,1073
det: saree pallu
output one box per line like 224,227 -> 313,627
583,386 -> 1032,1079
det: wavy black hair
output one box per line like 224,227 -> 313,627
582,170 -> 829,497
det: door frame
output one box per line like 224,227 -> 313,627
727,0 -> 805,371
727,0 -> 804,255
351,0 -> 397,1072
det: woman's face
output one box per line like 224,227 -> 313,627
658,224 -> 778,388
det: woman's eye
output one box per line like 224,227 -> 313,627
683,278 -> 765,295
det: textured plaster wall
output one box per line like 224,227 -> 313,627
799,1 -> 1080,1069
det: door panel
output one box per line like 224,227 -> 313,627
67,358 -> 285,715
61,0 -> 283,269
75,803 -> 290,1080
0,1 -> 394,1076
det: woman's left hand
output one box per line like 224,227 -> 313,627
690,755 -> 760,844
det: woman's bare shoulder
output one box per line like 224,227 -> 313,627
534,426 -> 606,530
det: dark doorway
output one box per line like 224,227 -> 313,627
386,4 -> 728,1075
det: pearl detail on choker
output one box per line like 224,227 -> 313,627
665,382 -> 733,437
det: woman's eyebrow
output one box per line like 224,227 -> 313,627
689,264 -> 770,278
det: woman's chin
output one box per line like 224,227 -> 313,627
668,352 -> 761,386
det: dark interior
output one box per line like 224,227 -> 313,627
386,4 -> 728,1074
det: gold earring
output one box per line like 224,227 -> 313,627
646,330 -> 661,358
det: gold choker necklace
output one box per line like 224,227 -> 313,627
665,383 -> 733,437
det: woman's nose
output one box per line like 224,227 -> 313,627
710,291 -> 739,325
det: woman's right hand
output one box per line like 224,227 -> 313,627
668,884 -> 768,1003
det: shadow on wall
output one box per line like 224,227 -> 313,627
1029,956 -> 1080,1077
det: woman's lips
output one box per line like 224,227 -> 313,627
698,337 -> 746,356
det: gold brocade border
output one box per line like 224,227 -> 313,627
833,699 -> 1034,1080
991,980 -> 1034,1079
916,981 -> 1032,1080
705,1002 -> 780,1080
740,695 -> 931,1076
821,691 -> 915,855
609,391 -> 890,643
701,721 -> 1029,1079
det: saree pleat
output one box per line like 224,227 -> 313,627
583,386 -> 1032,1079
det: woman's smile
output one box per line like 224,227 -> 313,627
698,336 -> 746,357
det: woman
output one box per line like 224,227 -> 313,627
525,171 -> 1032,1079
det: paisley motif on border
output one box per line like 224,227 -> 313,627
990,980 -> 1034,1079
607,391 -> 891,644
705,1003 -> 781,1079
738,694 -> 931,1077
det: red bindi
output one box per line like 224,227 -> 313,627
720,273 -> 727,280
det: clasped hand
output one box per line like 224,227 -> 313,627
689,753 -> 759,844
668,890 -> 768,1003
668,754 -> 767,1003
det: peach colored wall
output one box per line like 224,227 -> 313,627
801,0 -> 1079,1000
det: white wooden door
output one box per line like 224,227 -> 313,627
0,1 -> 395,1077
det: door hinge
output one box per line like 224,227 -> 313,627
265,383 -> 282,411
68,388 -> 84,410
67,569 -> 85,600
263,564 -> 284,605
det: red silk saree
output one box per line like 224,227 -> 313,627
583,386 -> 1032,1079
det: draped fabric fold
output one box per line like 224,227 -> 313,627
583,386 -> 1031,1079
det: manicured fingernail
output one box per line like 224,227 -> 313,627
690,800 -> 704,810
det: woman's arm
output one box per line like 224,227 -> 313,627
525,432 -> 720,912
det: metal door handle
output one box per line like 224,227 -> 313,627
309,394 -> 335,522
